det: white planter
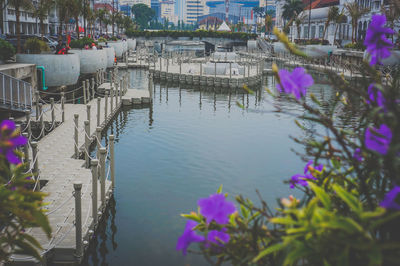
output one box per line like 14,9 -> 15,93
16,53 -> 80,87
122,41 -> 128,53
273,42 -> 286,53
127,39 -> 136,50
363,50 -> 400,66
103,47 -> 115,68
107,41 -> 124,58
71,49 -> 107,74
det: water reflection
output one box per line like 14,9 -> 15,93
84,69 -> 361,266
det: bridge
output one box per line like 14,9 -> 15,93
0,71 -> 33,112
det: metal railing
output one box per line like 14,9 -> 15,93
0,71 -> 33,111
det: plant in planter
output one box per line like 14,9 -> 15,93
98,37 -> 107,43
70,37 -> 98,49
23,38 -> 50,54
109,36 -> 118,41
0,39 -> 16,62
344,42 -> 366,51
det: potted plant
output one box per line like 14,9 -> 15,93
69,37 -> 107,74
16,38 -> 80,87
0,39 -> 16,64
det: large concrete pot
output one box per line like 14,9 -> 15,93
16,53 -> 80,87
127,39 -> 136,50
363,50 -> 400,66
107,42 -> 124,58
103,47 -> 115,68
300,45 -> 337,58
71,49 -> 107,74
122,41 -> 128,53
273,42 -> 286,53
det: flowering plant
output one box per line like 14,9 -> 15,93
0,120 -> 51,262
178,14 -> 400,265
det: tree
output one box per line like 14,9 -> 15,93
322,6 -> 338,41
8,0 -> 34,53
282,0 -> 303,23
96,8 -> 108,35
131,4 -> 155,29
65,0 -> 83,39
333,10 -> 346,42
33,0 -> 54,39
55,0 -> 70,40
265,14 -> 273,36
381,0 -> 400,42
344,1 -> 369,43
294,13 -> 306,39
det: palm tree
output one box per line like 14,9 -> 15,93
86,7 -> 96,37
282,0 -> 304,25
265,14 -> 273,36
66,0 -> 83,39
322,6 -> 339,41
8,0 -> 33,53
33,0 -> 54,39
115,12 -> 124,35
55,0 -> 70,40
344,1 -> 369,43
96,8 -> 107,35
333,10 -> 346,42
294,13 -> 306,40
381,0 -> 400,42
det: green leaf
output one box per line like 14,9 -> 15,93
332,184 -> 362,213
309,183 -> 332,210
240,204 -> 249,219
270,217 -> 296,225
31,210 -> 51,238
216,184 -> 223,194
181,213 -> 203,223
253,242 -> 285,263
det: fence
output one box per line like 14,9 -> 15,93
0,71 -> 33,111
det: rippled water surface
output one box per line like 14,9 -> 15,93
84,69 -> 338,266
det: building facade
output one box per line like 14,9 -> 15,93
185,0 -> 209,24
160,0 -> 179,23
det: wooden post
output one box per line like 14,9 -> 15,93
83,81 -> 87,104
50,98 -> 55,125
115,84 -> 119,107
96,127 -> 102,159
86,79 -> 90,100
214,62 -> 217,78
31,141 -> 39,190
110,86 -> 114,113
38,103 -> 44,133
22,132 -> 29,164
229,62 -> 232,79
105,91 -> 109,122
74,114 -> 79,159
167,57 -> 169,73
25,110 -> 31,137
86,104 -> 91,135
159,56 -> 162,72
109,135 -> 115,188
119,80 -> 123,103
84,120 -> 90,168
179,57 -> 182,74
200,62 -> 202,76
61,92 -> 65,123
99,147 -> 106,205
73,182 -> 83,259
91,77 -> 95,99
97,97 -> 101,127
35,91 -> 39,120
91,159 -> 98,224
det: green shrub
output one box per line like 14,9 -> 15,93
98,37 -> 107,43
24,38 -> 50,54
109,36 -> 118,41
344,42 -> 366,51
69,37 -> 98,49
125,30 -> 257,41
0,39 -> 16,61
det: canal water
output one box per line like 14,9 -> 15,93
83,69 -> 336,265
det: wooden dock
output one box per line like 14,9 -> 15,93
10,75 -> 150,265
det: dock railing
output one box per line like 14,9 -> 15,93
0,71 -> 33,111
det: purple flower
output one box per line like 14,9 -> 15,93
365,124 -> 392,155
176,220 -> 205,255
364,14 -> 395,65
0,120 -> 27,164
353,148 -> 363,162
367,83 -> 386,110
304,160 -> 323,174
206,228 -> 230,247
380,186 -> 400,210
198,194 -> 236,225
276,67 -> 314,100
289,174 -> 317,189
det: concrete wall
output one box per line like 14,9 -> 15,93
70,49 -> 107,74
0,63 -> 37,90
16,53 -> 80,87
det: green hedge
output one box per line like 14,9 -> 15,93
0,39 -> 15,61
24,38 -> 50,54
70,37 -> 98,49
344,42 -> 366,51
125,29 -> 257,41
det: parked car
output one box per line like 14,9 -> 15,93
6,34 -> 56,51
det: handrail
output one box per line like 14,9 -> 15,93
0,71 -> 33,111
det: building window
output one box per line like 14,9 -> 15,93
311,25 -> 316,38
319,25 -> 324,38
303,26 -> 308,38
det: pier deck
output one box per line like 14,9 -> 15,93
11,84 -> 151,265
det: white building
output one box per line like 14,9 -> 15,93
184,0 -> 209,24
160,0 -> 179,23
120,0 -> 151,7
